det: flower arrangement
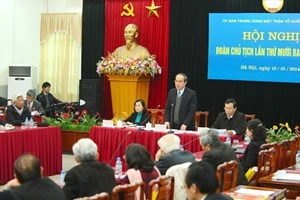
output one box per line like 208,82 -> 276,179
266,122 -> 298,142
96,53 -> 162,77
45,110 -> 101,132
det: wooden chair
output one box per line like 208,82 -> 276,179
216,160 -> 238,192
74,192 -> 110,200
254,147 -> 276,183
260,142 -> 279,171
147,176 -> 175,200
112,182 -> 145,200
278,139 -> 297,169
147,109 -> 165,125
244,114 -> 255,121
194,111 -> 209,130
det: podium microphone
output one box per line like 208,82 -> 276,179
109,131 -> 132,165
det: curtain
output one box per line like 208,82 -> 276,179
40,13 -> 82,102
103,0 -> 170,118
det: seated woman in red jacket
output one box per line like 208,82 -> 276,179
118,143 -> 160,199
240,119 -> 267,172
123,99 -> 150,126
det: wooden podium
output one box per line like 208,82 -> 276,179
106,74 -> 151,118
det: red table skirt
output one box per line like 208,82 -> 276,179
0,126 -> 62,184
89,126 -> 239,167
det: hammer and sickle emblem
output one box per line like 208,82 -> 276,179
121,2 -> 135,17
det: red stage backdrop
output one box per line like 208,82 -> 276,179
103,0 -> 170,118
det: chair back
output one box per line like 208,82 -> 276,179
278,139 -> 297,169
96,193 -> 110,200
165,162 -> 191,200
216,160 -> 238,192
147,109 -> 165,125
194,111 -> 209,130
147,176 -> 175,200
74,192 -> 110,200
112,182 -> 145,200
256,147 -> 276,180
244,114 -> 255,121
260,142 -> 279,171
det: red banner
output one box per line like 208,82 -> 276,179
103,0 -> 170,118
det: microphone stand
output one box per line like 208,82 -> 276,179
109,131 -> 132,165
168,103 -> 174,134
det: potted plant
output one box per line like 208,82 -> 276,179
266,122 -> 298,143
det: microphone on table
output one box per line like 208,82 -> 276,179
182,135 -> 201,149
139,104 -> 161,128
109,131 -> 132,165
168,104 -> 174,134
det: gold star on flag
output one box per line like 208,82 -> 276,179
145,0 -> 161,17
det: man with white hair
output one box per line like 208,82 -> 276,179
5,94 -> 31,126
155,134 -> 196,175
63,138 -> 116,200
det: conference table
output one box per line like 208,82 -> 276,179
0,126 -> 62,184
258,167 -> 300,199
89,126 -> 241,166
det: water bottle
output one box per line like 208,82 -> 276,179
115,157 -> 122,177
225,135 -> 231,145
25,117 -> 29,128
296,151 -> 300,169
60,170 -> 66,186
244,135 -> 251,145
29,117 -> 34,128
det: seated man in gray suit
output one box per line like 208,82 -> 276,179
24,89 -> 45,116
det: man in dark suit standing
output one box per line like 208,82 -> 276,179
164,73 -> 197,130
200,129 -> 248,186
24,89 -> 45,116
211,98 -> 246,136
5,94 -> 31,126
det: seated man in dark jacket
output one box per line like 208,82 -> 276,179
36,82 -> 62,117
155,134 -> 196,175
5,94 -> 31,126
200,129 -> 248,186
63,138 -> 116,200
0,154 -> 65,200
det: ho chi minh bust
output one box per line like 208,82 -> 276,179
113,24 -> 150,59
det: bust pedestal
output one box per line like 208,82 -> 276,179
106,74 -> 151,118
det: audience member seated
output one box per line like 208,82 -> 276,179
24,89 -> 45,116
63,138 -> 116,200
200,129 -> 248,185
36,82 -> 62,117
185,161 -> 232,200
118,144 -> 160,199
123,99 -> 150,126
211,98 -> 246,136
5,94 -> 31,126
0,96 -> 8,107
0,154 -> 65,200
241,119 -> 267,173
155,134 -> 196,175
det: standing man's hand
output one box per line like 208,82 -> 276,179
180,124 -> 187,131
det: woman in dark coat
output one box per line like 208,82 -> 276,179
241,119 -> 267,172
124,99 -> 150,126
